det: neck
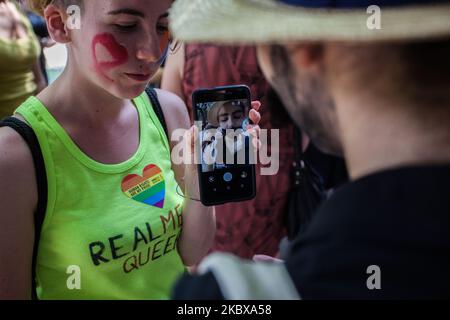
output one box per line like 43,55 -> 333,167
38,57 -> 133,125
335,93 -> 450,180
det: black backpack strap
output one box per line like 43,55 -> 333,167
145,87 -> 169,139
0,117 -> 47,300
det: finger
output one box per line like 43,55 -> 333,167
183,129 -> 192,150
184,126 -> 202,165
192,125 -> 199,138
251,100 -> 261,111
247,126 -> 262,150
191,125 -> 200,142
252,137 -> 262,150
248,125 -> 261,135
184,126 -> 198,147
249,109 -> 261,124
247,125 -> 261,139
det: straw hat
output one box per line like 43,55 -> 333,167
169,0 -> 450,43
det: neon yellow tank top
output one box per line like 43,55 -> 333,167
15,93 -> 185,299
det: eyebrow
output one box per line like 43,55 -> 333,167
108,9 -> 169,19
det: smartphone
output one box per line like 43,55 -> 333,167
192,85 -> 257,206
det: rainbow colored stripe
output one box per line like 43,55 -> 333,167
121,164 -> 165,208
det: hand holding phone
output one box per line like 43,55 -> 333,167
192,85 -> 260,206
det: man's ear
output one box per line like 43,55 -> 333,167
289,43 -> 324,70
44,5 -> 71,43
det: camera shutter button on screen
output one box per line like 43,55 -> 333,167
223,172 -> 233,182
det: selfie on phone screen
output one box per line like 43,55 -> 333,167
193,86 -> 256,206
198,99 -> 251,172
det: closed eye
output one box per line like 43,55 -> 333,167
114,23 -> 138,31
232,111 -> 243,119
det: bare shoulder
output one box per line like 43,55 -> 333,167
0,126 -> 37,211
0,127 -> 36,298
154,88 -> 191,132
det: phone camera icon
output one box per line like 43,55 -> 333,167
223,172 -> 233,182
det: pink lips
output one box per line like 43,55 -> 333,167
124,73 -> 151,82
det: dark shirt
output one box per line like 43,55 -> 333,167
173,165 -> 450,299
26,11 -> 49,38
304,143 -> 347,190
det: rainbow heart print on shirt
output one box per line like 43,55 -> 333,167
121,164 -> 165,208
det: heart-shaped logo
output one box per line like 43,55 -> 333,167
121,164 -> 165,208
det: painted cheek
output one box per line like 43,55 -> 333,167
92,33 -> 129,80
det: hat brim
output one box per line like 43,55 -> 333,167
170,0 -> 450,43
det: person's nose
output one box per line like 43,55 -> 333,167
226,118 -> 233,129
136,34 -> 163,63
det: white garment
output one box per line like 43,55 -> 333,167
198,253 -> 301,300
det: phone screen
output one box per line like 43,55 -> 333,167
193,85 -> 256,206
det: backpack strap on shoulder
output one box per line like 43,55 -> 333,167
145,87 -> 169,139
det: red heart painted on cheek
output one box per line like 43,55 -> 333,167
94,43 -> 115,64
92,33 -> 129,73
